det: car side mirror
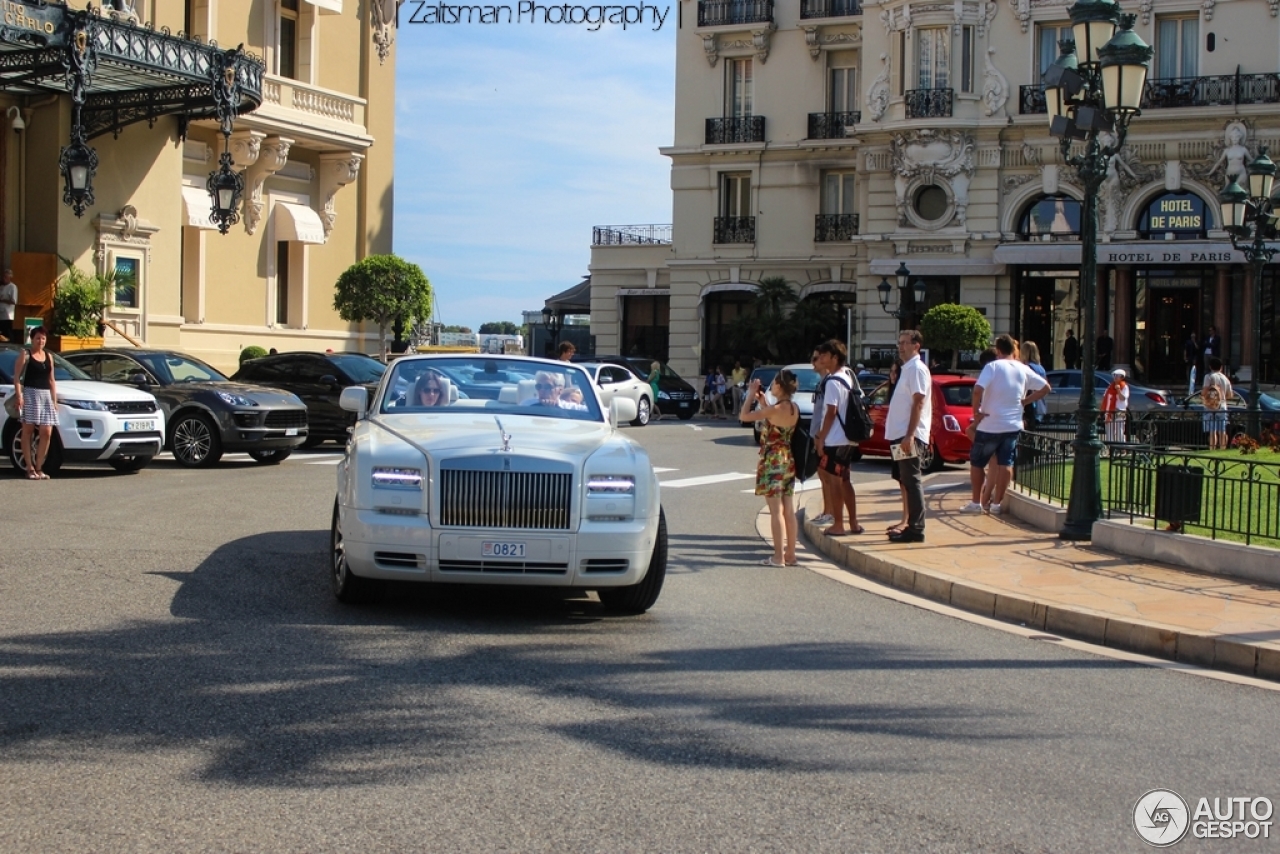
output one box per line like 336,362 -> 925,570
128,372 -> 151,387
320,374 -> 339,388
339,386 -> 368,419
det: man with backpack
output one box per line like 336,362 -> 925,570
1202,356 -> 1232,450
812,339 -> 864,536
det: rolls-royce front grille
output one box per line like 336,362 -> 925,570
440,470 -> 572,530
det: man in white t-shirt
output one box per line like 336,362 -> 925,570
813,339 -> 863,536
0,269 -> 18,342
962,334 -> 1050,515
885,329 -> 932,542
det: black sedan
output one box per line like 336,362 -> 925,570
64,348 -> 309,467
232,351 -> 386,445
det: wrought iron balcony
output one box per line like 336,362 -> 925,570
1019,84 -> 1047,115
1142,72 -> 1280,109
698,0 -> 773,26
592,224 -> 673,246
905,88 -> 953,118
706,116 -> 766,145
800,0 -> 861,18
1021,72 -> 1280,115
807,111 -> 861,139
713,216 -> 756,244
815,214 -> 859,242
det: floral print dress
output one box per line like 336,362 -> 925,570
755,404 -> 796,497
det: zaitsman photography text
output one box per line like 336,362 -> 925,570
404,1 -> 671,30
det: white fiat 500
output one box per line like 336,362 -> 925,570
331,355 -> 666,613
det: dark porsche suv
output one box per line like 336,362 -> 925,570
232,351 -> 386,445
64,348 -> 309,467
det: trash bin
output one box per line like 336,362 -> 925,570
1154,465 -> 1204,524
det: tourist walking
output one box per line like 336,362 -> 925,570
962,335 -> 1050,516
885,330 -> 931,542
812,339 -> 862,536
1062,329 -> 1079,370
1101,369 -> 1129,442
1202,357 -> 1233,450
647,361 -> 663,420
741,370 -> 800,566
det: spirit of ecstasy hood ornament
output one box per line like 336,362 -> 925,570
494,416 -> 512,453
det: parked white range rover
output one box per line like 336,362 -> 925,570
1,344 -> 165,475
331,354 -> 666,613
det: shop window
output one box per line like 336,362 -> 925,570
1018,195 -> 1081,238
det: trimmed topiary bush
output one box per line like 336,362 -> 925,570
239,345 -> 268,365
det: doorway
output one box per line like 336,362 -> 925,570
1146,286 -> 1200,385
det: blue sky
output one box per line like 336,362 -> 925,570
393,12 -> 677,331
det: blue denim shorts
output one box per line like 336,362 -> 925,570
1202,411 -> 1228,433
970,430 -> 1020,468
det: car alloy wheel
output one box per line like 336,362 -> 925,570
171,413 -> 223,467
631,396 -> 651,427
331,499 -> 382,603
9,428 -> 62,476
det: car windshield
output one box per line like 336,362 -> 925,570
379,356 -> 604,421
330,354 -> 387,384
0,348 -> 91,382
788,368 -> 821,393
135,353 -> 229,383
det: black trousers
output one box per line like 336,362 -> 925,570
890,437 -> 925,533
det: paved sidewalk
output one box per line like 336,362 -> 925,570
792,479 -> 1280,681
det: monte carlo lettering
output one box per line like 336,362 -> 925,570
4,1 -> 57,33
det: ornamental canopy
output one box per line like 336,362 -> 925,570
0,0 -> 264,140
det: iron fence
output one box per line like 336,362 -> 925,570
713,216 -> 755,244
705,115 -> 766,145
814,213 -> 859,242
800,0 -> 861,17
698,0 -> 773,26
905,88 -> 953,118
807,110 -> 861,139
592,224 -> 673,246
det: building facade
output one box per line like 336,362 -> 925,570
2,0 -> 399,372
589,0 -> 1279,387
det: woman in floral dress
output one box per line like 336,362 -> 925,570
739,369 -> 800,566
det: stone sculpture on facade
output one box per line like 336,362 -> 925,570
867,53 -> 892,122
983,48 -> 1009,116
891,129 -> 976,228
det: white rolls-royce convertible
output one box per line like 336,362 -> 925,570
331,354 -> 667,613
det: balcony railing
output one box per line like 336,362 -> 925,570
905,88 -> 953,118
698,0 -> 773,26
800,0 -> 861,18
706,116 -> 766,145
1020,72 -> 1280,114
261,74 -> 367,129
807,110 -> 861,139
815,214 -> 860,242
1019,83 -> 1047,114
592,225 -> 673,246
713,216 -> 756,244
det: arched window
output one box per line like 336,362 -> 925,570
1017,195 -> 1081,238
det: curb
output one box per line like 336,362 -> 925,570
797,514 -> 1280,682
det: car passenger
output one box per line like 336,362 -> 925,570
412,371 -> 448,408
522,370 -> 586,411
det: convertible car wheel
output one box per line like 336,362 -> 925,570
597,508 -> 667,615
631,396 -> 652,427
331,500 -> 384,603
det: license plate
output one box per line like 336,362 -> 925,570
123,420 -> 155,432
482,541 -> 526,559
286,428 -> 298,436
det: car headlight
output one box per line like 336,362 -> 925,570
216,391 -> 257,407
372,467 -> 423,489
60,399 -> 109,411
658,391 -> 671,400
587,476 -> 635,495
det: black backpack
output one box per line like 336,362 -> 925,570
827,373 -> 873,442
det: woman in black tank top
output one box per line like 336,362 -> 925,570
13,326 -> 59,479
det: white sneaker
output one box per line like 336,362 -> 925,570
959,502 -> 984,514
811,514 -> 834,525
988,503 -> 1002,515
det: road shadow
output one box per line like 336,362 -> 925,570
0,529 -> 1135,788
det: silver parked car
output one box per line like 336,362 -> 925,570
1042,370 -> 1171,416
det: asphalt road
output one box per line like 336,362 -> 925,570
1,420 -> 1277,852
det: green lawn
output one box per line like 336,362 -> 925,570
1017,448 -> 1280,549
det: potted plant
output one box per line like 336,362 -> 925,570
51,257 -> 112,351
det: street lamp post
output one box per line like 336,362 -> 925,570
877,261 -> 928,321
1042,3 -> 1152,541
1218,149 -> 1278,438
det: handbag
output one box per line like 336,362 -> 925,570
790,423 -> 819,483
3,392 -> 19,421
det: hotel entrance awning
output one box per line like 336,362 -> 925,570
0,2 -> 264,140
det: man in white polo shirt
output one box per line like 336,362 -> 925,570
962,334 -> 1050,515
885,329 -> 932,542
